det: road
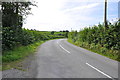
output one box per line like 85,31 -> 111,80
35,39 -> 118,79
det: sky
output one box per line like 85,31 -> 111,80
23,0 -> 119,31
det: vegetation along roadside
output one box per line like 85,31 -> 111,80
2,29 -> 68,70
1,2 -> 69,70
68,20 -> 120,62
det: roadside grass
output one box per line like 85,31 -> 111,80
2,40 -> 45,71
67,39 -> 120,62
2,38 -> 65,71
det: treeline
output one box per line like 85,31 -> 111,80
2,27 -> 67,52
2,2 -> 35,51
51,30 -> 69,37
68,20 -> 120,61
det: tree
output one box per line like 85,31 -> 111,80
51,31 -> 55,35
2,2 -> 36,51
2,2 -> 36,28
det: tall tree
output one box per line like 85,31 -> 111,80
2,2 -> 36,51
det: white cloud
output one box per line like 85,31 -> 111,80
23,0 -> 74,31
61,3 -> 101,30
23,2 -> 101,31
63,3 -> 100,12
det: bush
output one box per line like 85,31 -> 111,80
68,20 -> 120,61
2,28 -> 67,52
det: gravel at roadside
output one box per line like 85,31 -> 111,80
2,50 -> 39,78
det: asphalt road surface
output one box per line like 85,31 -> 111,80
35,39 -> 118,79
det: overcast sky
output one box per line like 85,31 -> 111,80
23,0 -> 119,31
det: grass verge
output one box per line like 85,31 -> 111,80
67,39 -> 120,62
2,40 -> 45,71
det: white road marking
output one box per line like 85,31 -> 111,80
57,40 -> 70,53
59,45 -> 70,53
86,63 -> 114,79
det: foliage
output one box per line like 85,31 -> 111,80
2,2 -> 37,51
2,2 -> 37,50
2,2 -> 68,52
2,2 -> 68,64
2,28 -> 66,52
2,2 -> 36,28
2,28 -> 67,64
2,41 -> 44,63
68,20 -> 120,61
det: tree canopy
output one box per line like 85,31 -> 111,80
2,2 -> 36,28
